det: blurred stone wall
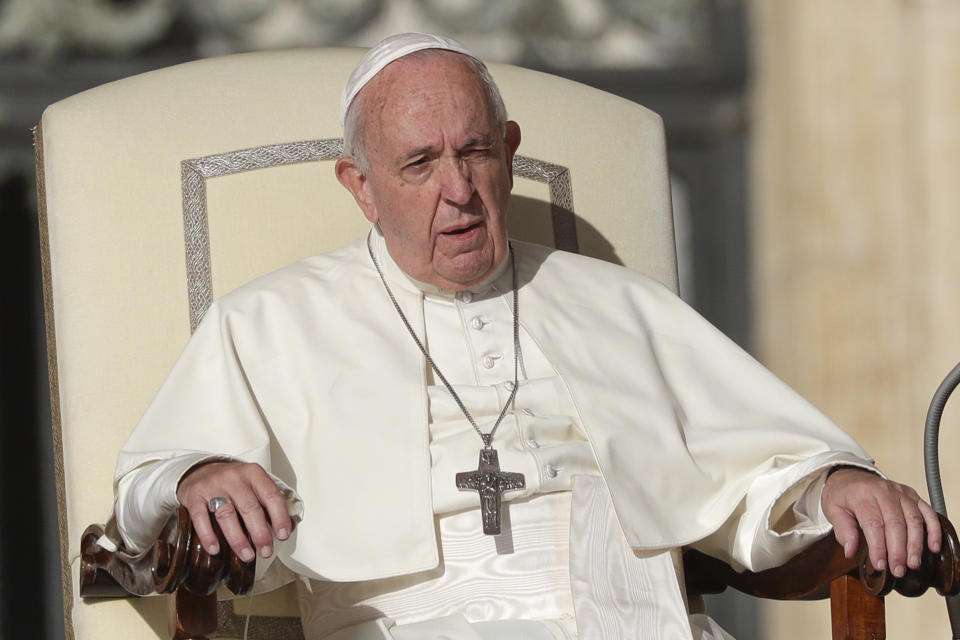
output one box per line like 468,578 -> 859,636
0,0 -> 709,64
750,1 -> 960,636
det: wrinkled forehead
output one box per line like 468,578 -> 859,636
359,52 -> 497,133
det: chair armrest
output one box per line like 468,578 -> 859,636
79,506 -> 255,600
684,513 -> 960,601
684,533 -> 853,601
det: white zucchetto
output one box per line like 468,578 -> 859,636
339,32 -> 482,127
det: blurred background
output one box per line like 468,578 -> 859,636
2,0 -> 959,637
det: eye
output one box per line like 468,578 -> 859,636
400,156 -> 434,182
402,157 -> 432,176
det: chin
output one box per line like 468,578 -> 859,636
444,265 -> 492,288
439,250 -> 496,282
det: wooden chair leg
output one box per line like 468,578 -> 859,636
168,587 -> 217,640
831,574 -> 886,640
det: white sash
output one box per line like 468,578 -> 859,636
308,477 -> 737,640
325,615 -> 571,640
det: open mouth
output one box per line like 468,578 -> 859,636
442,222 -> 482,236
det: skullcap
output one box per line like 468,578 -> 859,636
339,32 -> 482,127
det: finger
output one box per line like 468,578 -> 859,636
854,499 -> 889,572
251,473 -> 292,541
875,501 -> 908,578
900,495 -> 928,570
184,499 -> 220,555
827,507 -> 861,559
918,498 -> 942,554
211,499 -> 256,562
231,486 -> 276,559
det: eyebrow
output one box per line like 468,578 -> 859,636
463,136 -> 495,148
400,145 -> 438,162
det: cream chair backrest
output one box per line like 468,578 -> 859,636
36,48 -> 676,639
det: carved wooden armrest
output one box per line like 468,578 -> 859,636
79,506 -> 256,639
684,514 -> 960,638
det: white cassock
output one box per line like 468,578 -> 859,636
112,227 -> 876,639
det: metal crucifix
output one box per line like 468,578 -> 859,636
456,448 -> 526,535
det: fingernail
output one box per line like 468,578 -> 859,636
875,559 -> 885,570
893,565 -> 905,578
932,542 -> 942,553
208,543 -> 220,555
278,528 -> 289,539
909,554 -> 920,567
260,545 -> 273,558
241,548 -> 255,562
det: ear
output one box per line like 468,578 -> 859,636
335,157 -> 379,223
503,121 -> 522,188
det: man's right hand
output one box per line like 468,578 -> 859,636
176,461 -> 293,562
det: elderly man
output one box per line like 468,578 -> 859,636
113,33 -> 939,640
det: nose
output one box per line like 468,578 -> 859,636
438,157 -> 474,205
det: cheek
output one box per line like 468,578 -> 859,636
480,174 -> 511,219
375,179 -> 446,250
391,193 -> 438,250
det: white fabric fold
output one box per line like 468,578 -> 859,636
326,614 -> 570,640
691,450 -> 880,572
297,493 -> 575,638
114,452 -> 215,552
569,475 -> 695,639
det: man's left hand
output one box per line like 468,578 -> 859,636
821,467 -> 942,577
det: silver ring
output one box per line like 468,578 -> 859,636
208,496 -> 230,513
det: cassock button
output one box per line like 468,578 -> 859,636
482,355 -> 497,369
505,380 -> 515,391
457,291 -> 473,303
471,316 -> 485,330
545,465 -> 559,478
527,439 -> 540,449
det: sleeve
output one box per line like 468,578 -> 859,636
114,453 -> 219,553
110,300 -> 303,556
113,453 -> 304,554
690,452 -> 881,572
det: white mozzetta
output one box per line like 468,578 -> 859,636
115,231 -> 873,583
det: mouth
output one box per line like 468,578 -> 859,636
441,222 -> 483,236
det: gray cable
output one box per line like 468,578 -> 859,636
923,360 -> 960,638
924,361 -> 960,515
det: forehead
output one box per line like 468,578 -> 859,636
360,52 -> 497,143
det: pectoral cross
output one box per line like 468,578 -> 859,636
456,448 -> 525,535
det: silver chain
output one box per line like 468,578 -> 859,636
367,235 -> 520,449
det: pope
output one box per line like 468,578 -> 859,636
113,33 -> 941,639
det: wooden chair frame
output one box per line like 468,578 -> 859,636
78,506 -> 960,639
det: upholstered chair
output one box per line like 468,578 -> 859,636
35,48 -> 956,640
